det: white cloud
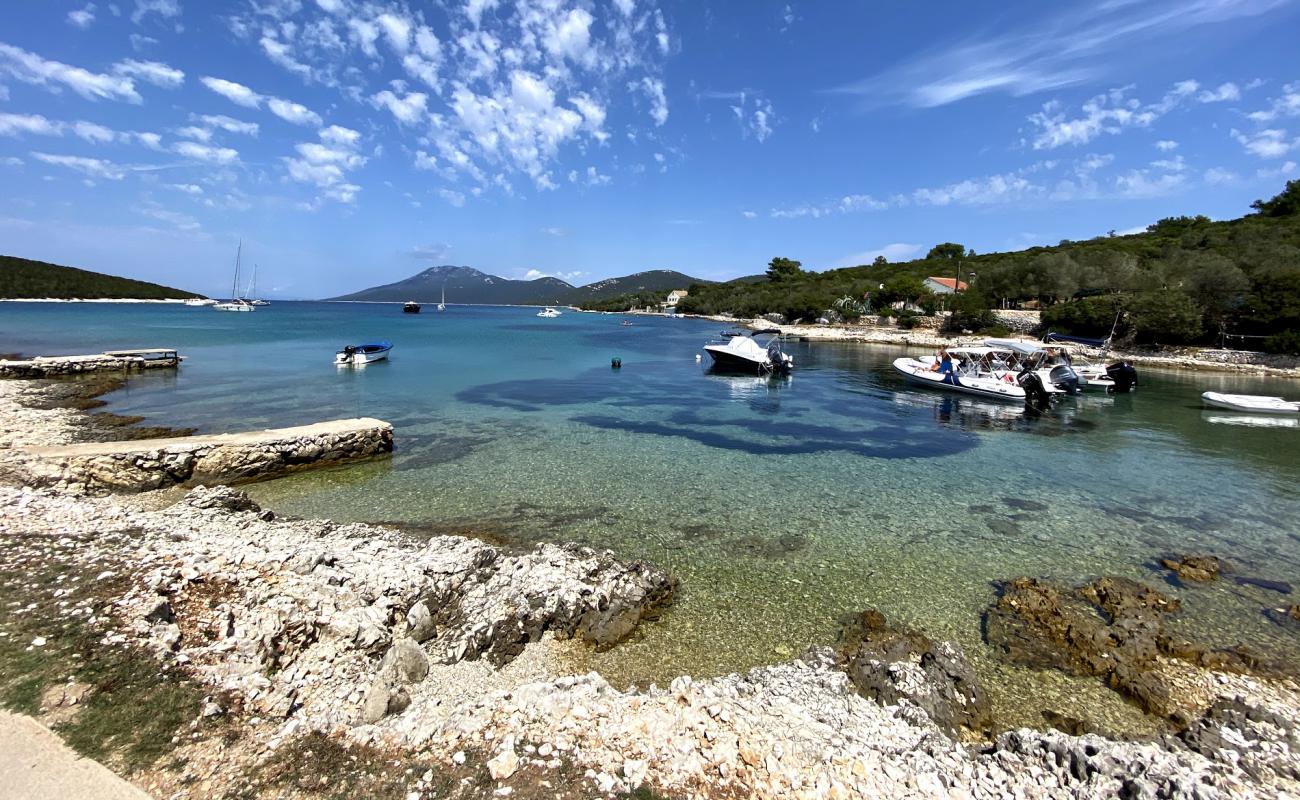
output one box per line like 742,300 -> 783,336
72,121 -> 115,143
176,125 -> 212,142
0,113 -> 63,137
541,226 -> 566,236
913,172 -> 1037,206
1203,167 -> 1238,185
1150,155 -> 1187,172
260,36 -> 314,82
131,0 -> 181,26
439,188 -> 466,207
1232,127 -> 1298,159
0,42 -> 141,102
832,1 -> 1289,108
129,33 -> 158,51
771,193 -> 889,219
413,150 -> 438,170
268,97 -> 322,126
371,89 -> 427,125
741,210 -> 757,219
200,76 -> 263,108
112,58 -> 183,88
168,183 -> 203,194
174,141 -> 239,164
67,4 -> 97,29
197,114 -> 259,136
1027,82 -> 1199,150
729,93 -> 775,142
136,202 -> 201,232
544,7 -> 594,64
637,77 -> 668,126
1247,81 -> 1300,122
319,124 -> 359,146
31,151 -> 125,179
834,243 -> 923,268
1197,82 -> 1240,103
284,126 -> 365,204
1114,169 -> 1186,198
1155,139 -> 1179,151
376,12 -> 412,54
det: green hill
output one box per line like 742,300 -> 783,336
562,269 -> 711,309
0,254 -> 202,300
672,180 -> 1300,353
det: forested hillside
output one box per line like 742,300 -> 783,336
0,255 -> 202,300
654,181 -> 1300,353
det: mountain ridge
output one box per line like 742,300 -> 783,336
0,254 -> 202,300
328,265 -> 707,305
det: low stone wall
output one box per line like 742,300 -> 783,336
0,418 -> 393,494
992,309 -> 1040,333
0,353 -> 180,378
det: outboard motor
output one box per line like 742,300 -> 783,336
1018,370 -> 1052,410
1105,361 -> 1138,393
766,343 -> 792,374
1048,364 -> 1080,395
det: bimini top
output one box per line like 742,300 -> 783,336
983,338 -> 1049,355
1043,330 -> 1109,348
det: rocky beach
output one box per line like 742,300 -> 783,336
2,369 -> 1300,799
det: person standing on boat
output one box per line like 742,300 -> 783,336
930,346 -> 954,378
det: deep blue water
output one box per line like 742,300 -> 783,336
4,300 -> 1299,729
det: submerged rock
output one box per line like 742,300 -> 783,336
1235,575 -> 1294,594
984,576 -> 1280,719
1160,554 -> 1221,583
835,608 -> 990,738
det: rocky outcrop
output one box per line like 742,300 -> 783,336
835,608 -> 990,738
0,418 -> 394,493
110,485 -> 675,727
986,576 -> 1284,720
0,352 -> 180,378
1161,554 -> 1221,583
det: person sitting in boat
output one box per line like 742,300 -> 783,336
930,347 -> 954,375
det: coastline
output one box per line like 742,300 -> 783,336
0,298 -> 197,304
3,374 -> 1300,798
672,313 -> 1300,379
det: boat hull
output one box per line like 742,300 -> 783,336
703,345 -> 771,373
1202,391 -> 1300,415
214,303 -> 254,312
893,358 -> 1026,403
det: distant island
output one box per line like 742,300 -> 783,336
0,254 -> 202,301
329,265 -> 708,306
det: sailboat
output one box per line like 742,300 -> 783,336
247,263 -> 269,305
437,284 -> 446,312
214,241 -> 255,312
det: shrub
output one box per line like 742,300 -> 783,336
1127,290 -> 1204,344
896,310 -> 920,329
1040,296 -> 1124,337
1264,330 -> 1300,355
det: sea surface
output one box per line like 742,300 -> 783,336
5,300 -> 1300,731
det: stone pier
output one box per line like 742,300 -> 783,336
0,349 -> 182,378
0,418 -> 393,494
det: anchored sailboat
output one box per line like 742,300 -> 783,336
214,241 -> 255,312
437,284 -> 446,312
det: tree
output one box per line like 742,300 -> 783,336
926,242 -> 966,260
873,255 -> 888,266
1251,179 -> 1300,217
766,257 -> 804,282
1127,290 -> 1204,344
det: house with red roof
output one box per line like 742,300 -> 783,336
924,276 -> 968,294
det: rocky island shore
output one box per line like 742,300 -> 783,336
3,373 -> 1300,799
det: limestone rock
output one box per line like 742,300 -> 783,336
381,638 -> 430,684
406,600 -> 436,643
835,608 -> 990,738
1160,554 -> 1221,583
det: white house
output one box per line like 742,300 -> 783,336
665,289 -> 689,307
924,277 -> 968,294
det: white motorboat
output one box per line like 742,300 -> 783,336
1202,391 -> 1300,415
985,339 -> 1077,394
537,307 -> 562,318
184,298 -> 215,306
214,241 -> 256,312
702,329 -> 793,374
893,349 -> 1029,404
1039,332 -> 1138,393
335,341 -> 392,365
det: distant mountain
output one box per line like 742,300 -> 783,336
330,265 -> 710,306
558,270 -> 709,304
0,254 -> 202,300
328,265 -> 575,305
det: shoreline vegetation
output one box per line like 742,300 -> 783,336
3,372 -> 1300,798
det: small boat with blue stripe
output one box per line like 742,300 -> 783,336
335,340 -> 392,365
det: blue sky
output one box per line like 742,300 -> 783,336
1,0 -> 1299,298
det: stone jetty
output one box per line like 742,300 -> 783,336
0,349 -> 183,378
0,418 -> 393,493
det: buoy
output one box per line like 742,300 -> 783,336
695,354 -> 702,362
611,357 -> 622,369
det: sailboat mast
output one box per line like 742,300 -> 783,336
231,240 -> 242,300
246,263 -> 258,301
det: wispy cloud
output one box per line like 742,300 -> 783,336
0,42 -> 141,102
31,151 -> 126,179
1026,81 -> 1200,150
834,243 -> 922,268
829,1 -> 1291,108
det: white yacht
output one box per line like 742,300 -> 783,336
437,286 -> 446,312
214,241 -> 256,312
702,329 -> 793,374
537,306 -> 562,318
184,298 -> 215,306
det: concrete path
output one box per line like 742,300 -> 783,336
0,710 -> 152,800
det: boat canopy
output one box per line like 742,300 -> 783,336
1044,331 -> 1109,348
750,328 -> 782,336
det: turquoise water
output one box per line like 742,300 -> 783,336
4,301 -> 1300,729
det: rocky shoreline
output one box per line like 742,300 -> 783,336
3,374 -> 1300,798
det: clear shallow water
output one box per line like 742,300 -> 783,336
5,301 -> 1300,730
